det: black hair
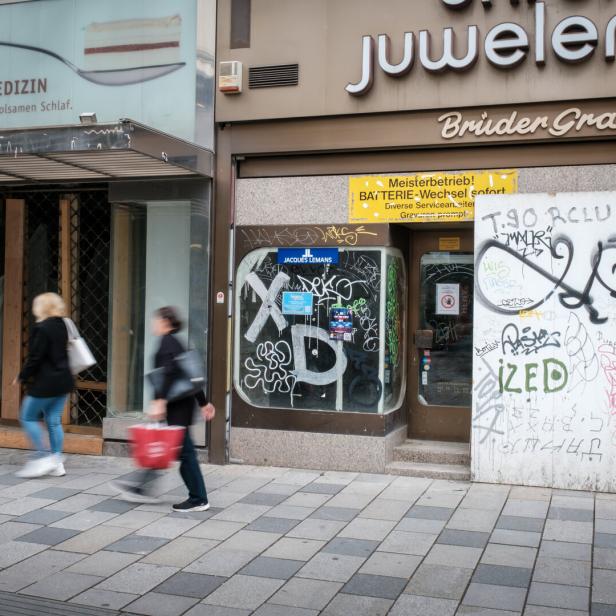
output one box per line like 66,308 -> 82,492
155,306 -> 183,334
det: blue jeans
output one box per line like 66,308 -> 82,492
20,395 -> 67,455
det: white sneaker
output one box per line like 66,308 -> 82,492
48,462 -> 66,477
16,456 -> 56,479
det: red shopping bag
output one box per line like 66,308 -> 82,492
128,424 -> 185,470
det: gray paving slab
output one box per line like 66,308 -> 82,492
0,540 -> 48,568
184,548 -> 257,577
263,537 -> 325,561
438,529 -> 490,548
456,607 -> 521,615
360,551 -> 421,579
447,508 -> 500,533
533,555 -> 591,586
15,509 -> 72,525
239,492 -> 288,506
472,564 -> 532,588
359,496 -> 414,522
596,520 -> 616,535
548,507 -> 594,522
202,574 -> 284,610
88,499 -> 139,514
246,517 -> 300,534
496,516 -> 545,532
323,537 -> 380,558
0,549 -> 85,592
490,529 -> 542,548
321,593 -> 392,616
463,582 -> 527,611
395,516 -> 447,534
70,587 -> 138,610
213,503 -> 272,524
424,544 -> 483,569
29,487 -> 81,500
389,593 -> 458,616
539,540 -> 592,561
65,550 -> 141,577
124,591 -> 199,616
268,577 -> 342,611
141,536 -> 219,568
543,520 -> 593,544
50,510 -> 119,531
592,604 -> 616,616
20,571 -> 102,601
286,518 -> 346,541
0,521 -> 42,542
184,520 -> 245,540
406,505 -> 454,520
527,581 -> 589,611
154,572 -> 227,598
595,548 -> 616,570
405,563 -> 472,599
378,530 -> 437,556
53,524 -> 132,554
342,572 -> 406,600
96,563 -> 178,594
594,570 -> 616,604
297,552 -> 365,583
310,507 -> 359,522
16,526 -> 80,546
253,604 -> 319,616
596,534 -> 616,549
481,544 -> 537,569
106,534 -> 169,555
524,607 -> 588,616
241,556 -> 304,580
284,492 -> 333,509
300,483 -> 346,495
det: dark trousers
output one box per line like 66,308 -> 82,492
178,430 -> 208,504
140,429 -> 207,504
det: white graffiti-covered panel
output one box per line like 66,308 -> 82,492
473,192 -> 616,490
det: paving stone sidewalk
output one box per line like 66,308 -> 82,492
0,449 -> 613,616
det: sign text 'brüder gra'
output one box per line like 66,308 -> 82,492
346,1 -> 616,95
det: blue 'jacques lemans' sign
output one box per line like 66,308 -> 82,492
277,248 -> 339,265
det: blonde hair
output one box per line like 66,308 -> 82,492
32,293 -> 66,322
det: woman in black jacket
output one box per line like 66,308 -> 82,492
117,307 -> 214,512
15,293 -> 74,479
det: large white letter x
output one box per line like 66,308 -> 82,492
244,272 -> 290,343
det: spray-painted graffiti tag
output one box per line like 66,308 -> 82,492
473,192 -> 616,492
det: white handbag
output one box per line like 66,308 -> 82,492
63,318 -> 96,375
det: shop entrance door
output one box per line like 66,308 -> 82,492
0,190 -> 110,428
408,230 -> 474,442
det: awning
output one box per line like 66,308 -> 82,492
0,120 -> 213,184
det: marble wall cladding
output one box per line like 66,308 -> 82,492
235,164 -> 616,226
230,426 -> 407,473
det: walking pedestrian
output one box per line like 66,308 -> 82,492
115,306 -> 214,512
15,292 -> 73,478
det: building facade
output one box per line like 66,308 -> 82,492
212,0 -> 616,489
0,0 -> 217,455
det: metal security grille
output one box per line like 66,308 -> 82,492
68,191 -> 110,426
16,188 -> 110,427
23,192 -> 60,356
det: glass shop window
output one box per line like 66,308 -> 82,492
234,247 -> 406,414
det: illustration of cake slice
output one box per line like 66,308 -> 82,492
83,15 -> 182,71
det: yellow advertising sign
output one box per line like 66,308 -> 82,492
349,170 -> 518,224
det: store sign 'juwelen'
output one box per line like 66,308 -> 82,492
346,0 -> 616,95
